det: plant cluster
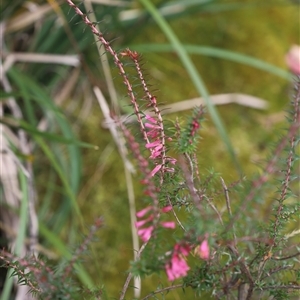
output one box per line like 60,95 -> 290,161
0,1 -> 299,299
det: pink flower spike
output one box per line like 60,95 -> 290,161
136,206 -> 152,218
161,206 -> 172,213
145,140 -> 161,149
161,221 -> 176,229
150,164 -> 162,177
198,240 -> 210,260
137,226 -> 154,242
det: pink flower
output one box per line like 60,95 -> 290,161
137,226 -> 154,242
285,45 -> 300,75
161,206 -> 172,213
135,215 -> 154,228
135,205 -> 176,242
145,115 -> 157,124
136,206 -> 152,218
198,239 -> 210,260
167,157 -> 177,165
145,123 -> 161,129
145,140 -> 161,149
161,221 -> 176,229
174,244 -> 191,256
149,164 -> 162,177
165,243 -> 191,281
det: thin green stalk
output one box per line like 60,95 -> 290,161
138,0 -> 242,175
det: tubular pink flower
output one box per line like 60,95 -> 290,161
161,221 -> 176,229
135,215 -> 154,228
154,143 -> 163,151
145,140 -> 161,148
137,226 -> 154,242
145,115 -> 157,124
198,239 -> 210,260
150,150 -> 162,159
167,157 -> 177,165
161,206 -> 172,213
147,129 -> 159,139
136,206 -> 152,218
149,164 -> 162,177
145,123 -> 161,129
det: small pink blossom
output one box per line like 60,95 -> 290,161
149,149 -> 162,159
161,221 -> 176,229
145,140 -> 161,148
285,45 -> 300,75
145,123 -> 161,129
161,206 -> 172,213
135,205 -> 176,242
198,239 -> 210,260
167,157 -> 177,165
145,115 -> 157,123
135,215 -> 154,228
136,206 -> 152,218
147,129 -> 159,139
149,164 -> 162,177
165,244 -> 191,281
137,226 -> 154,242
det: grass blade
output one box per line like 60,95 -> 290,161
131,44 -> 292,80
139,0 -> 242,175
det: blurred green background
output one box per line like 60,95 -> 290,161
1,0 -> 298,299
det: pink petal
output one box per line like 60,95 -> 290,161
167,157 -> 177,165
165,255 -> 190,281
145,140 -> 161,149
154,144 -> 163,152
286,45 -> 300,75
147,129 -> 159,139
161,221 -> 176,229
149,150 -> 162,159
161,206 -> 172,213
136,206 -> 152,218
135,215 -> 154,228
145,115 -> 157,124
165,263 -> 176,281
137,226 -> 154,242
198,240 -> 210,260
150,164 -> 162,177
145,123 -> 161,129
